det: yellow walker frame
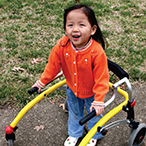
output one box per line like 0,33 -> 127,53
5,62 -> 146,146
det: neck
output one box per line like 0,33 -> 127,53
71,37 -> 92,52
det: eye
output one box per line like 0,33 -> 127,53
80,23 -> 85,26
68,24 -> 73,27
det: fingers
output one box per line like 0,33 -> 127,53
90,101 -> 105,116
90,106 -> 93,112
31,82 -> 42,92
90,105 -> 104,116
37,88 -> 42,92
95,107 -> 104,116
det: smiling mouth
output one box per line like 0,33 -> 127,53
73,35 -> 80,38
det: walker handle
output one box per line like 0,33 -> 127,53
79,110 -> 96,126
28,87 -> 38,95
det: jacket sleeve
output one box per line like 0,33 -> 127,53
39,44 -> 61,86
92,50 -> 109,102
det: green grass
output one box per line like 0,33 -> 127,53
0,0 -> 146,106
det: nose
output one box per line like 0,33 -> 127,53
73,25 -> 79,32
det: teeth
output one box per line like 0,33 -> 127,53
73,35 -> 80,38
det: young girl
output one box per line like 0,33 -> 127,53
32,4 -> 109,146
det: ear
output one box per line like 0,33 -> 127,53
91,25 -> 97,35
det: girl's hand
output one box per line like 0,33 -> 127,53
31,81 -> 42,92
90,101 -> 105,116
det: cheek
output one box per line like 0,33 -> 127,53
66,29 -> 72,36
82,29 -> 91,37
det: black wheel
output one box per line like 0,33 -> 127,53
128,123 -> 146,146
8,139 -> 14,146
64,98 -> 68,111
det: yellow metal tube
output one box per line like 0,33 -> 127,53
79,82 -> 129,146
10,79 -> 66,128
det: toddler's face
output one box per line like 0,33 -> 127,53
65,9 -> 96,48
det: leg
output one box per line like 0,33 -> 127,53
66,86 -> 84,138
84,96 -> 103,140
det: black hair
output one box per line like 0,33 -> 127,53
64,4 -> 107,49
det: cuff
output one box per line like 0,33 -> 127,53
91,101 -> 105,107
37,80 -> 45,88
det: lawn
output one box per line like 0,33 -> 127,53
0,0 -> 146,106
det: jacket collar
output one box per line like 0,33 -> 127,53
71,38 -> 93,52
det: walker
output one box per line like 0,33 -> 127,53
5,59 -> 146,146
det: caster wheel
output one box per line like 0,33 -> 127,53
64,98 -> 68,111
128,123 -> 146,146
8,139 -> 14,146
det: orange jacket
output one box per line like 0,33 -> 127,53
38,36 -> 109,102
